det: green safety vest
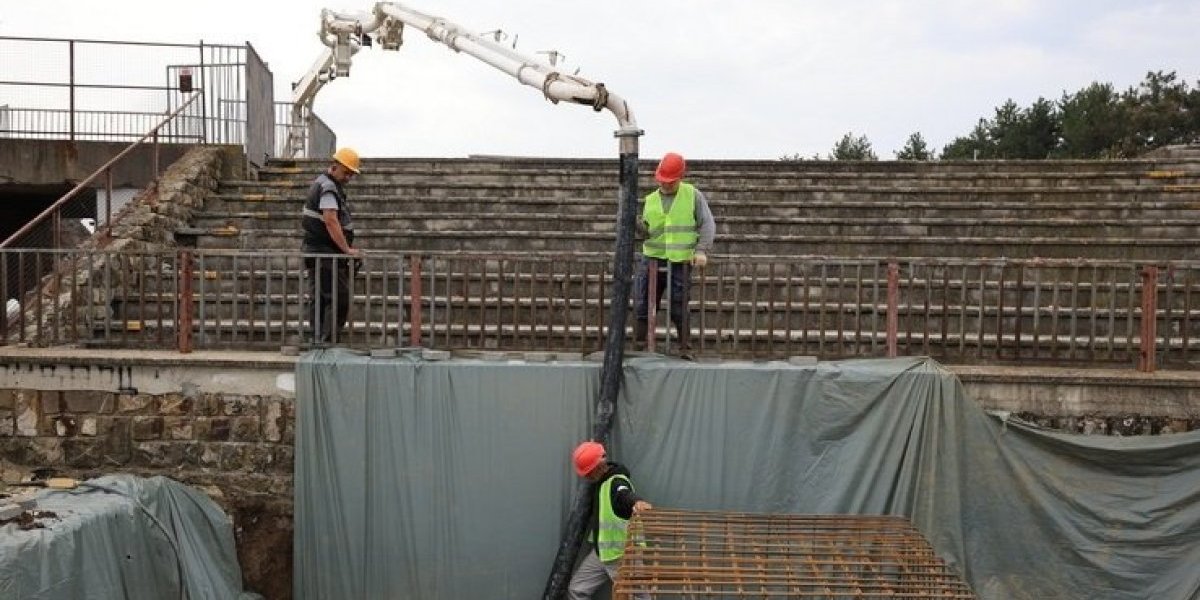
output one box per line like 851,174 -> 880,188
597,474 -> 635,562
642,183 -> 699,262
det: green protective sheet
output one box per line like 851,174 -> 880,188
0,474 -> 259,600
295,350 -> 1200,600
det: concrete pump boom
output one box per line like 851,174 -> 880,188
290,6 -> 644,598
287,1 -> 640,158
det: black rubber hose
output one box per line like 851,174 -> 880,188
542,150 -> 640,599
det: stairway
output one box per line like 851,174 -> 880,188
63,156 -> 1200,364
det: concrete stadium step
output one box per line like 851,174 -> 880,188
186,228 -> 1200,259
190,212 -> 1200,239
126,262 -> 1168,298
252,168 -> 1200,190
108,290 -> 1181,333
102,263 -> 1200,344
203,193 -> 1200,221
83,316 -> 1188,367
266,156 -> 1194,176
217,180 -> 1199,199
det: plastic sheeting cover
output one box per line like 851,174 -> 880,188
296,350 -> 1200,600
0,474 -> 259,600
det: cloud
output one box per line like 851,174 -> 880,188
1,0 -> 1196,159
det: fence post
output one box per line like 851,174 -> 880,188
52,211 -> 61,250
199,40 -> 208,143
68,40 -> 76,142
886,262 -> 899,358
1138,265 -> 1158,372
409,255 -> 423,347
646,258 -> 657,352
178,250 -> 194,353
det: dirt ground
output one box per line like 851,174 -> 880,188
227,498 -> 294,600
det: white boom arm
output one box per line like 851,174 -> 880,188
287,2 -> 640,158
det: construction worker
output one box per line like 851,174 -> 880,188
634,151 -> 716,356
301,147 -> 361,345
568,441 -> 652,600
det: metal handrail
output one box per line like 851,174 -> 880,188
0,91 -> 205,249
2,247 -> 1195,371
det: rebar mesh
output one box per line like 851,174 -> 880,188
614,509 -> 976,599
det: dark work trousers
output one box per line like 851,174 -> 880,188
305,255 -> 352,345
633,257 -> 691,332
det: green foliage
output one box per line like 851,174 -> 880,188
1057,83 -> 1126,158
941,120 -> 992,160
1117,70 -> 1199,156
830,132 -> 877,161
895,132 -> 935,160
941,70 -> 1199,159
779,152 -> 822,161
784,71 -> 1199,161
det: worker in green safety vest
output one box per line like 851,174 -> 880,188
567,441 -> 652,600
634,151 -> 716,357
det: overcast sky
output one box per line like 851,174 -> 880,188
3,1 -> 1197,159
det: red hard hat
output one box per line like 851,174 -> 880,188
572,441 -> 606,476
655,152 -> 686,184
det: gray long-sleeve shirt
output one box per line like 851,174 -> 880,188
646,185 -> 716,254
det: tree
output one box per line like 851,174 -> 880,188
987,98 -> 1059,159
1020,97 -> 1060,158
941,119 -> 993,160
895,132 -> 934,160
1117,70 -> 1196,155
779,152 -> 822,161
830,132 -> 877,160
1056,82 -> 1125,158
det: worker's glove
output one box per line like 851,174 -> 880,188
691,252 -> 708,268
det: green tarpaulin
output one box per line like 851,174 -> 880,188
0,475 -> 258,600
296,351 -> 1200,599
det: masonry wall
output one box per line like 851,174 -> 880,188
0,354 -> 296,600
0,139 -> 243,188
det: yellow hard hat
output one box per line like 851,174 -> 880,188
332,147 -> 361,174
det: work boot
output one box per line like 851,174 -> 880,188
675,321 -> 694,360
632,320 -> 648,351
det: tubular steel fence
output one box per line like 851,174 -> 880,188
274,102 -> 336,161
2,249 -> 1196,370
0,36 -> 331,162
0,37 -> 257,145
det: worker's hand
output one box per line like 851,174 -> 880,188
345,247 -> 362,257
691,252 -> 708,268
633,500 -> 652,515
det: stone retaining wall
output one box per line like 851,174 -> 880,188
0,353 -> 295,600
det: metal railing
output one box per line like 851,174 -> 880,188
0,37 -> 252,144
274,102 -> 336,162
0,36 -> 319,161
0,93 -> 206,315
1,92 -> 206,250
2,249 -> 1196,371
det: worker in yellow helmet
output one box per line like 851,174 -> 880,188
567,441 -> 652,600
300,147 -> 361,345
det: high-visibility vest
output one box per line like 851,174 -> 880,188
642,183 -> 698,262
597,474 -> 634,562
301,173 -> 354,253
